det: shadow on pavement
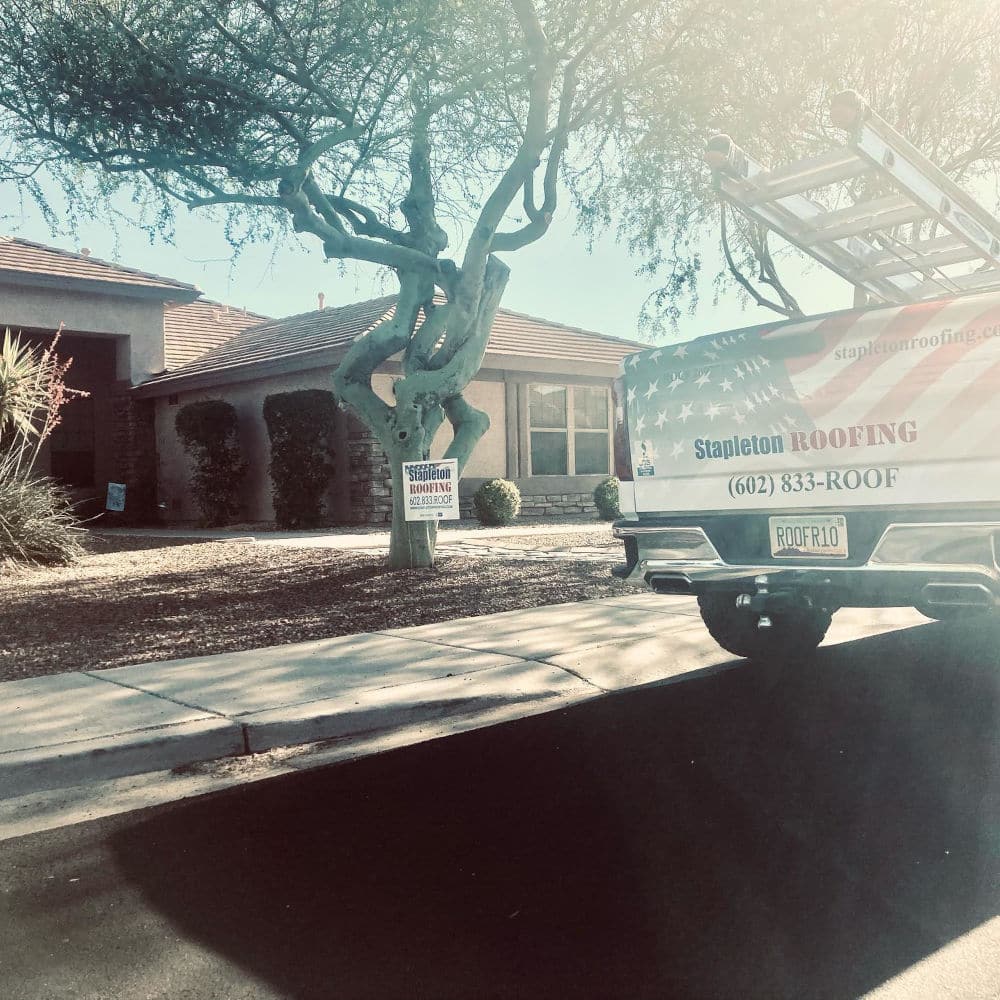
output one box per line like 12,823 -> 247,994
109,617 -> 999,999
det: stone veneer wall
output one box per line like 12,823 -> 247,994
111,388 -> 158,523
458,491 -> 599,520
345,413 -> 393,524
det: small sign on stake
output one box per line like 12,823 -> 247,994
402,459 -> 461,521
105,482 -> 127,512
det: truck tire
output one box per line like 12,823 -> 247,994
697,592 -> 832,664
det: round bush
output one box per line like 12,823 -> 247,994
472,478 -> 521,526
593,476 -> 621,520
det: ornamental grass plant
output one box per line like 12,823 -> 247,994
0,448 -> 83,566
0,327 -> 86,567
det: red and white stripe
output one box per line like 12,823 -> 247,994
768,292 -> 1000,459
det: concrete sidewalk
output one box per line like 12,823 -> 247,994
1,592 -> 927,811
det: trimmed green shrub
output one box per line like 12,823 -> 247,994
593,476 -> 621,520
175,399 -> 247,526
472,478 -> 521,526
263,389 -> 338,528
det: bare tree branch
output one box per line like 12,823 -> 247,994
199,5 -> 354,124
720,205 -> 803,319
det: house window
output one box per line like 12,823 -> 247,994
528,384 -> 610,476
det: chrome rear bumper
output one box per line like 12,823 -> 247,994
613,521 -> 1000,609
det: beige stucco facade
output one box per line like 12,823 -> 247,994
153,358 -> 618,525
156,367 -> 339,523
2,266 -> 195,518
371,374 -> 507,478
156,368 -> 512,523
2,284 -> 166,383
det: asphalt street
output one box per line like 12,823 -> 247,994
1,616 -> 998,1000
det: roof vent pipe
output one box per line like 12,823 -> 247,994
79,247 -> 91,257
318,292 -> 325,310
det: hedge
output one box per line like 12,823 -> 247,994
263,389 -> 338,528
175,399 -> 247,526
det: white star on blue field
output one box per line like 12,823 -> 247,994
623,329 -> 813,472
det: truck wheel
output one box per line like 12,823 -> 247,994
697,592 -> 833,664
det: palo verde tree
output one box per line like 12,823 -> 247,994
0,0 -> 744,567
3,1 -> 1000,564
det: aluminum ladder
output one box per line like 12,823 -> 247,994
704,91 -> 1000,305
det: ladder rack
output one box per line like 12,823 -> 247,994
704,91 -> 1000,305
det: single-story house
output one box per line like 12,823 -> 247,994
0,236 -> 263,518
2,235 -> 644,523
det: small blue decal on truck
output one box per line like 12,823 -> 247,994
637,441 -> 656,476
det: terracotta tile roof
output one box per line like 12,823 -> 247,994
484,306 -> 645,365
163,299 -> 270,369
0,236 -> 200,299
138,294 -> 645,392
144,296 -> 396,389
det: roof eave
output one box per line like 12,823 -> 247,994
134,344 -> 352,397
0,269 -> 201,303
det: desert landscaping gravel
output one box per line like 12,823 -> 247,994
2,532 -> 627,681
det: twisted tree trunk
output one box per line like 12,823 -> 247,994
333,257 -> 510,568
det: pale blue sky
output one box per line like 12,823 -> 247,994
4,189 -> 851,344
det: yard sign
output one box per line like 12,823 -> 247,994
106,482 -> 126,512
402,459 -> 461,521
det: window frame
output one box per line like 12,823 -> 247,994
526,382 -> 612,477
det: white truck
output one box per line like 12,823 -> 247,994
612,290 -> 1000,660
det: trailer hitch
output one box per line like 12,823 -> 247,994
735,575 -> 817,630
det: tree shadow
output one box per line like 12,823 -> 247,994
110,617 -> 999,999
82,534 -> 212,554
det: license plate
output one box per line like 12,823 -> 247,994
769,514 -> 848,559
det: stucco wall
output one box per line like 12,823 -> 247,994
156,367 -> 345,523
158,369 -> 509,523
370,374 -> 507,478
2,285 -> 165,383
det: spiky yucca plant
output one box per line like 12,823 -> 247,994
0,327 -> 87,567
0,449 -> 84,566
0,328 -> 50,442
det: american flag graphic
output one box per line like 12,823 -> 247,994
623,291 -> 1000,479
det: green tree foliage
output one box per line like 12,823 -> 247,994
263,389 -> 338,529
2,1 -> 999,562
175,399 -> 247,526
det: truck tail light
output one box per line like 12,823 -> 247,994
612,375 -> 633,482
